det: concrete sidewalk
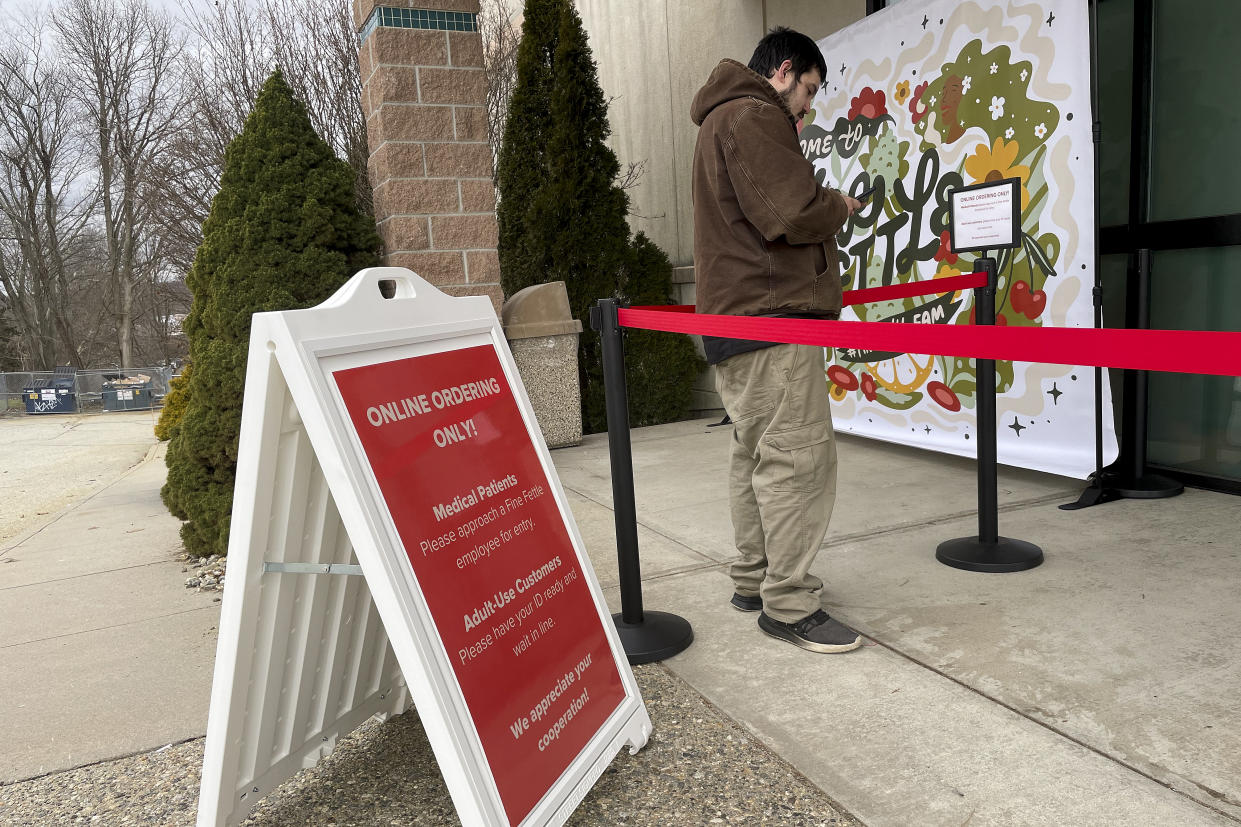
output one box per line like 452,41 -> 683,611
0,416 -> 219,782
560,420 -> 1241,825
2,413 -> 1239,825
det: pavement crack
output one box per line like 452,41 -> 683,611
561,483 -> 723,567
1,735 -> 206,786
865,635 -> 1241,824
0,559 -> 180,592
1195,781 -> 1241,808
1,605 -> 217,650
824,490 -> 1078,548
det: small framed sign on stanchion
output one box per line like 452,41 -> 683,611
937,178 -> 1044,573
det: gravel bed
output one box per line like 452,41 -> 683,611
0,664 -> 859,826
182,553 -> 226,592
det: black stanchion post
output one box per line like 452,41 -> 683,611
589,298 -> 693,664
936,259 -> 1044,572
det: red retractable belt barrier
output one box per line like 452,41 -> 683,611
631,273 -> 989,314
618,307 -> 1241,378
840,273 -> 987,306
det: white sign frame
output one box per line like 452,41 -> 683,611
198,267 -> 650,826
948,177 -> 1022,253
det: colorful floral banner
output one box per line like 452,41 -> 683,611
809,0 -> 1116,478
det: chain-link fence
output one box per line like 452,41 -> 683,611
1,367 -> 177,417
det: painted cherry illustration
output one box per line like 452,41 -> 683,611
1025,288 -> 1047,319
1010,279 -> 1046,320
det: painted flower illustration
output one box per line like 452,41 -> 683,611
1034,122 -> 1048,139
861,372 -> 877,402
962,75 -> 972,93
894,80 -> 911,105
934,230 -> 958,265
989,95 -> 1006,120
989,62 -> 999,74
908,81 -> 930,124
1020,68 -> 1029,81
848,87 -> 888,120
1005,127 -> 1015,139
963,137 -> 1031,209
933,262 -> 966,300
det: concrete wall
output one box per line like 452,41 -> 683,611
578,0 -> 867,415
577,0 -> 866,267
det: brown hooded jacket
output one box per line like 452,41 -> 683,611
691,59 -> 850,352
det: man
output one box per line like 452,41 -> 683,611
691,27 -> 862,653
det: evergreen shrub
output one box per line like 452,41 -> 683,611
161,71 -> 380,557
154,363 -> 192,442
497,0 -> 702,434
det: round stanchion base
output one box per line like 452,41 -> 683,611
936,536 -> 1044,572
1112,472 -> 1184,499
612,610 -> 694,665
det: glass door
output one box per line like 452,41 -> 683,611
1098,0 -> 1241,491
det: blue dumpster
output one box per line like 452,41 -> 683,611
23,367 -> 77,414
102,374 -> 155,411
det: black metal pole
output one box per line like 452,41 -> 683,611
595,299 -> 645,624
1091,0 -> 1106,496
974,257 -> 1000,544
1111,250 -> 1183,498
1061,0 -> 1120,511
936,259 -> 1043,572
1107,0 -> 1181,502
590,298 -> 693,664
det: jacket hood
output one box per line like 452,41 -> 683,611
690,58 -> 796,126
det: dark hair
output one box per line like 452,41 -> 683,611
747,26 -> 827,83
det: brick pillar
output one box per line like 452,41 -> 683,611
355,1 -> 502,312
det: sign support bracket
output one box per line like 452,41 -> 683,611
261,562 -> 365,576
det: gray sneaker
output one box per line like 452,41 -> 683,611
758,610 -> 862,653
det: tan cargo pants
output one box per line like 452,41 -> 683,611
714,343 -> 837,622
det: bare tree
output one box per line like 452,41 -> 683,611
138,0 -> 273,279
480,0 -> 522,184
55,0 -> 186,369
150,0 -> 372,277
0,22 -> 96,370
263,0 -> 371,212
1,0 -> 339,374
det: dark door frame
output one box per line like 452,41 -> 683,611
1102,0 -> 1241,494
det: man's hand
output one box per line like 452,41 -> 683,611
843,195 -> 863,215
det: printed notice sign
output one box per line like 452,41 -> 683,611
949,177 -> 1021,252
331,344 -> 626,826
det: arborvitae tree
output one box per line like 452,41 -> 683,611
153,363 -> 192,442
495,0 -> 562,298
621,234 -> 703,429
162,71 -> 380,558
533,2 -> 630,433
498,0 -> 702,433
